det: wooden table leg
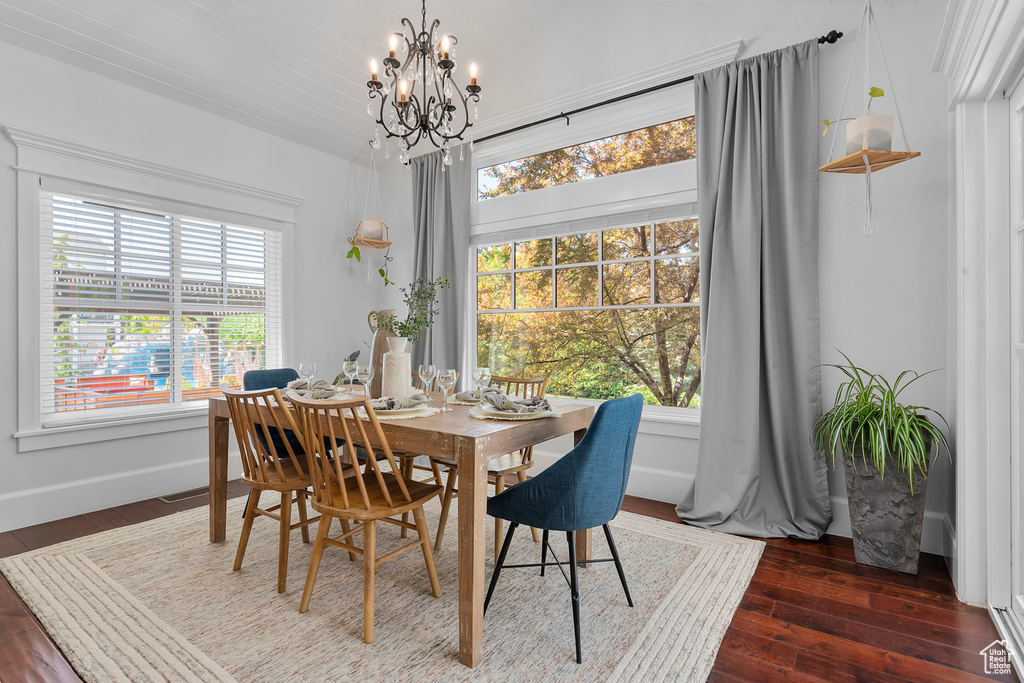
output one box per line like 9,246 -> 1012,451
572,426 -> 593,568
456,434 -> 488,668
209,409 -> 230,543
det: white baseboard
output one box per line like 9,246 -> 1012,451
534,449 -> 954,557
825,495 -> 953,557
944,514 -> 959,587
532,449 -> 692,506
0,456 -> 243,533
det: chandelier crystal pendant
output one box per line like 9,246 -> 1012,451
366,0 -> 481,165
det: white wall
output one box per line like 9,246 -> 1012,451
0,39 -> 385,530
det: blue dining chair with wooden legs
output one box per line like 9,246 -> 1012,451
483,393 -> 643,664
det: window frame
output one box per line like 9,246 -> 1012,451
474,214 -> 701,413
468,90 -> 701,421
39,191 -> 283,428
7,126 -> 301,452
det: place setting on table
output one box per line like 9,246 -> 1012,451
282,362 -> 560,422
284,357 -> 448,421
449,366 -> 562,421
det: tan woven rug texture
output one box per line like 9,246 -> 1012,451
2,493 -> 763,683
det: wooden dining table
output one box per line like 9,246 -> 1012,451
208,393 -> 595,668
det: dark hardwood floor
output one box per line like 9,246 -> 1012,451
0,488 -> 1014,682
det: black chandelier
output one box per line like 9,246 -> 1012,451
366,0 -> 481,165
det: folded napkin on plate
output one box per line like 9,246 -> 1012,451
286,378 -> 337,399
371,394 -> 427,411
455,386 -> 501,401
485,392 -> 551,414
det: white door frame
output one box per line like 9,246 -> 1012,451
989,73 -> 1024,662
934,0 -> 1024,609
1011,69 -> 1024,617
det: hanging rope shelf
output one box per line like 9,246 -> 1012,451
820,0 -> 919,234
820,0 -> 918,177
347,152 -> 394,284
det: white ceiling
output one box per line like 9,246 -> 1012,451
0,0 -> 931,163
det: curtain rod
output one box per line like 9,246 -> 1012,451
474,29 -> 844,146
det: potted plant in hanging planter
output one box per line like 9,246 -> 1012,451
844,87 -> 892,156
822,87 -> 893,155
812,353 -> 949,574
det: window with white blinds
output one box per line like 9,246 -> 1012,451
41,193 -> 283,426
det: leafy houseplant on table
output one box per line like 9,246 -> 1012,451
365,277 -> 449,399
378,276 -> 450,343
812,353 -> 949,574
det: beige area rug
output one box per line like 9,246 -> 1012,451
2,492 -> 763,683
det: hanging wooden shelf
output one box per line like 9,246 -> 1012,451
349,237 -> 391,251
820,149 -> 921,175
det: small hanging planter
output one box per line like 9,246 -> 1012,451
845,113 -> 892,155
350,217 -> 391,252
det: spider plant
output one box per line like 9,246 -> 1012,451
812,352 -> 949,492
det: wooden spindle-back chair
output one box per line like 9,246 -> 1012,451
222,386 -> 319,593
432,375 -> 549,559
287,391 -> 442,643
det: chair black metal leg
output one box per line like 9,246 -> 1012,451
603,523 -> 633,607
484,522 -> 518,614
566,531 -> 582,664
540,529 -> 549,576
242,488 -> 256,518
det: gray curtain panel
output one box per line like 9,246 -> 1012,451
409,149 -> 472,373
676,40 -> 831,539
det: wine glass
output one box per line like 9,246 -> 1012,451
299,362 -> 317,391
342,360 -> 358,392
436,368 -> 457,412
472,366 -> 491,400
418,363 -> 436,400
355,364 -> 373,397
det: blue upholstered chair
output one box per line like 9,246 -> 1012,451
484,393 -> 643,664
242,369 -> 305,460
243,368 -> 299,391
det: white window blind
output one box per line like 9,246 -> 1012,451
40,192 -> 283,427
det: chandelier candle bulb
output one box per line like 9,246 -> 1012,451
400,80 -> 408,103
470,63 -> 477,86
389,34 -> 397,59
440,35 -> 449,60
370,59 -> 377,81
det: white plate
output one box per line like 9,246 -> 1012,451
366,405 -> 430,417
471,404 -> 555,421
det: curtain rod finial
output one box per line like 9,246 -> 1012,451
818,30 -> 843,45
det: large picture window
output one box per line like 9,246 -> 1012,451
41,193 -> 282,426
476,219 -> 701,408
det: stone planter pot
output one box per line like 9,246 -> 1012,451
844,453 -> 927,574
